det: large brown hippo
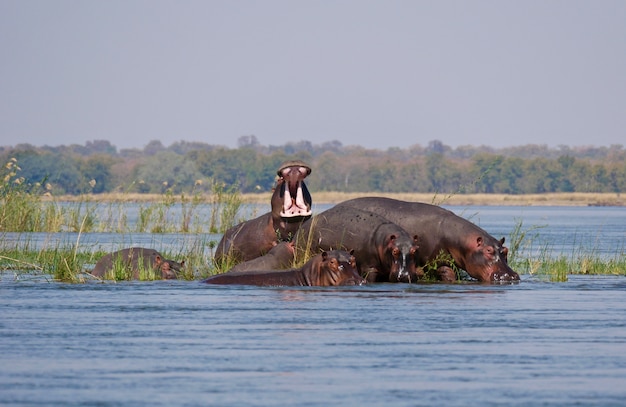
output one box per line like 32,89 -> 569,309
334,197 -> 519,283
292,205 -> 420,283
228,241 -> 296,272
203,250 -> 365,286
213,160 -> 312,265
91,247 -> 183,280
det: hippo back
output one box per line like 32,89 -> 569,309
204,249 -> 364,287
335,197 -> 518,282
91,247 -> 182,280
294,205 -> 419,282
228,241 -> 296,272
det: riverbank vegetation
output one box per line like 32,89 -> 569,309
2,225 -> 624,283
1,138 -> 625,198
1,151 -> 625,283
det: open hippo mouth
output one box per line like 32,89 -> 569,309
278,162 -> 312,219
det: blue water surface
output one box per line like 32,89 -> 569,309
1,205 -> 625,406
1,275 -> 626,407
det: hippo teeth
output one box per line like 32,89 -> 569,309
294,183 -> 307,209
281,182 -> 312,217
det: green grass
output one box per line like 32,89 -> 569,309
1,225 -> 624,283
2,216 -> 624,283
507,219 -> 626,282
1,159 -> 244,234
1,159 -> 624,283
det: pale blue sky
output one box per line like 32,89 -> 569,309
1,0 -> 624,150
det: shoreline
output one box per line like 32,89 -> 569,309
47,192 -> 626,207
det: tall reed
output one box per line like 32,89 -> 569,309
209,181 -> 243,233
0,158 -> 45,232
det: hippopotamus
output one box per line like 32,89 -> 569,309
274,160 -> 313,220
203,250 -> 365,286
334,197 -> 519,283
91,247 -> 183,280
213,160 -> 312,265
292,205 -> 420,283
228,241 -> 295,272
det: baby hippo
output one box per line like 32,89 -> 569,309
204,250 -> 365,287
91,247 -> 184,280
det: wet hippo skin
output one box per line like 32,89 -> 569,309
204,250 -> 365,286
91,247 -> 183,280
214,160 -> 312,266
335,197 -> 519,283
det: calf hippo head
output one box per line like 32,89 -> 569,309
156,257 -> 184,280
380,233 -> 420,283
274,160 -> 312,219
464,237 -> 519,283
314,250 -> 366,286
388,234 -> 421,283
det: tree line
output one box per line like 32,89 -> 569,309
1,137 -> 625,196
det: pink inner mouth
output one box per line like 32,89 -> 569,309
280,166 -> 312,218
281,181 -> 312,217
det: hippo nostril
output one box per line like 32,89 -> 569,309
492,270 -> 521,283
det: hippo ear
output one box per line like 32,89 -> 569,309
154,255 -> 162,265
322,251 -> 328,261
413,235 -> 419,245
349,249 -> 355,256
180,260 -> 185,267
476,236 -> 483,248
500,237 -> 506,245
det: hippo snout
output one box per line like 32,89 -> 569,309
491,269 -> 520,283
345,277 -> 367,286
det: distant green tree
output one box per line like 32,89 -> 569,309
519,158 -> 562,193
399,161 -> 429,193
495,157 -> 524,194
425,153 -> 454,193
472,154 -> 503,193
1,139 -> 625,195
608,163 -> 626,192
310,151 -> 345,191
133,151 -> 203,193
589,164 -> 610,192
556,155 -> 576,192
80,154 -> 116,193
144,140 -> 166,156
13,150 -> 84,194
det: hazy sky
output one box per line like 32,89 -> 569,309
1,0 -> 624,151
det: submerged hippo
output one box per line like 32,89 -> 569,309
292,205 -> 420,283
91,247 -> 183,280
204,250 -> 365,287
334,197 -> 519,283
228,241 -> 296,272
214,160 -> 312,265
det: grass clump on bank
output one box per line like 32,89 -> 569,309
507,218 -> 626,282
1,159 -> 246,234
1,159 -> 625,283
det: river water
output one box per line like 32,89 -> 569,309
1,205 -> 625,406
